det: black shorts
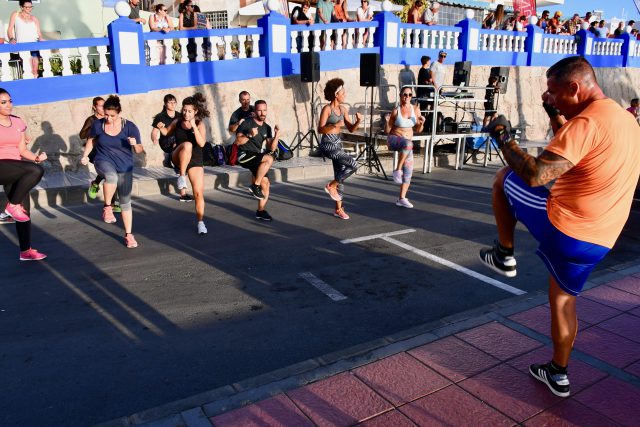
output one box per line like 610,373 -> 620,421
175,141 -> 204,170
238,151 -> 266,176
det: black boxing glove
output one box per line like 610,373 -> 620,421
542,102 -> 560,118
485,115 -> 512,148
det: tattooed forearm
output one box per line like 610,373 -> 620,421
501,142 -> 574,186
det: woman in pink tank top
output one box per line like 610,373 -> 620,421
0,88 -> 48,261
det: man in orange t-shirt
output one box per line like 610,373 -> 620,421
479,57 -> 640,398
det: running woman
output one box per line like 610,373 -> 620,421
318,78 -> 362,220
81,95 -> 144,248
156,93 -> 209,235
0,88 -> 47,260
384,86 -> 425,208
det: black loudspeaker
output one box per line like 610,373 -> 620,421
453,61 -> 471,86
300,52 -> 320,82
360,53 -> 380,87
490,66 -> 509,94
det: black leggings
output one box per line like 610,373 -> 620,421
2,184 -> 33,252
0,160 -> 44,205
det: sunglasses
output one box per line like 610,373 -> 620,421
402,93 -> 412,97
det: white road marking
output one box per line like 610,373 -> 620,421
381,236 -> 526,296
340,229 -> 416,244
299,272 -> 348,301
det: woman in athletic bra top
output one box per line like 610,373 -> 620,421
384,87 -> 425,208
149,4 -> 174,65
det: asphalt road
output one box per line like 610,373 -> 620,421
2,166 -> 639,426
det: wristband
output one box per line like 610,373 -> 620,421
492,127 -> 511,149
542,102 -> 560,118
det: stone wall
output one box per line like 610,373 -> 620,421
13,65 -> 640,172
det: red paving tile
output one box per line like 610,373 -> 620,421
210,394 -> 313,427
523,399 -> 620,427
575,297 -> 622,324
598,313 -> 640,344
287,372 -> 393,427
509,305 -> 590,337
352,352 -> 451,406
408,336 -> 500,382
356,410 -> 416,427
399,384 -> 515,426
574,326 -> 640,368
606,275 -> 640,296
506,347 -> 608,394
455,322 -> 542,361
582,285 -> 640,311
625,360 -> 640,377
458,364 -> 562,422
574,376 -> 640,426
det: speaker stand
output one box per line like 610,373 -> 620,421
291,80 -> 320,155
355,86 -> 387,179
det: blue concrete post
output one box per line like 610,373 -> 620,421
107,17 -> 146,94
455,17 -> 480,62
525,24 -> 544,66
258,11 -> 293,77
619,32 -> 632,67
576,29 -> 594,58
373,11 -> 401,64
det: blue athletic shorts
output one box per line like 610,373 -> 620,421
503,170 -> 609,296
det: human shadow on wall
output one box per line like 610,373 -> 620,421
31,121 -> 67,173
398,61 -> 416,91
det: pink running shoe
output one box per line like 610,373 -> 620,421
124,234 -> 138,248
5,202 -> 30,222
102,206 -> 116,224
19,248 -> 47,261
324,183 -> 342,202
333,208 -> 350,220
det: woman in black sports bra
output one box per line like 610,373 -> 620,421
156,93 -> 210,235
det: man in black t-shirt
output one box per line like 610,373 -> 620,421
236,100 -> 280,221
417,55 -> 433,115
228,91 -> 255,134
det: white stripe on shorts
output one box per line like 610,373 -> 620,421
504,177 -> 547,210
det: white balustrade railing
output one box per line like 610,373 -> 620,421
592,40 -> 623,56
0,39 -> 110,82
144,29 -> 261,66
400,25 -> 460,50
290,22 -> 378,53
542,35 -> 577,55
479,30 -> 527,52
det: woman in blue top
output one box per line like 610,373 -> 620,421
81,95 -> 144,249
384,87 -> 425,208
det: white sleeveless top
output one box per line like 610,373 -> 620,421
15,15 -> 38,43
153,14 -> 170,30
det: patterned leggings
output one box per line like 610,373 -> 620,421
320,134 -> 358,183
387,135 -> 414,184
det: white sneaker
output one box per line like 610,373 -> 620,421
396,198 -> 414,208
393,170 -> 403,184
197,221 -> 207,235
177,175 -> 187,190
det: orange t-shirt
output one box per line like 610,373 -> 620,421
545,98 -> 640,248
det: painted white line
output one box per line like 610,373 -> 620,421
382,236 -> 526,296
299,272 -> 348,301
340,229 -> 417,244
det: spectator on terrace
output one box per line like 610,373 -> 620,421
179,0 -> 197,62
584,11 -> 593,23
595,20 -> 607,38
407,0 -> 423,24
315,0 -> 333,49
7,0 -> 44,79
422,1 -> 440,26
193,5 -> 212,60
356,0 -> 374,46
483,4 -> 506,30
537,10 -> 550,32
515,15 -> 528,32
613,21 -> 624,37
128,0 -> 147,25
548,11 -> 562,33
291,1 -> 313,51
332,0 -> 351,49
588,20 -> 598,36
149,4 -> 173,65
563,13 -> 582,35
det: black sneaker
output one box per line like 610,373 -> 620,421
479,241 -> 517,277
179,194 -> 194,202
255,210 -> 272,221
529,362 -> 570,397
249,184 -> 265,200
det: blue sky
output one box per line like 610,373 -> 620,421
538,0 -> 640,21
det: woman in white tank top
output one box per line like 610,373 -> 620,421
149,4 -> 174,65
7,0 -> 44,79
